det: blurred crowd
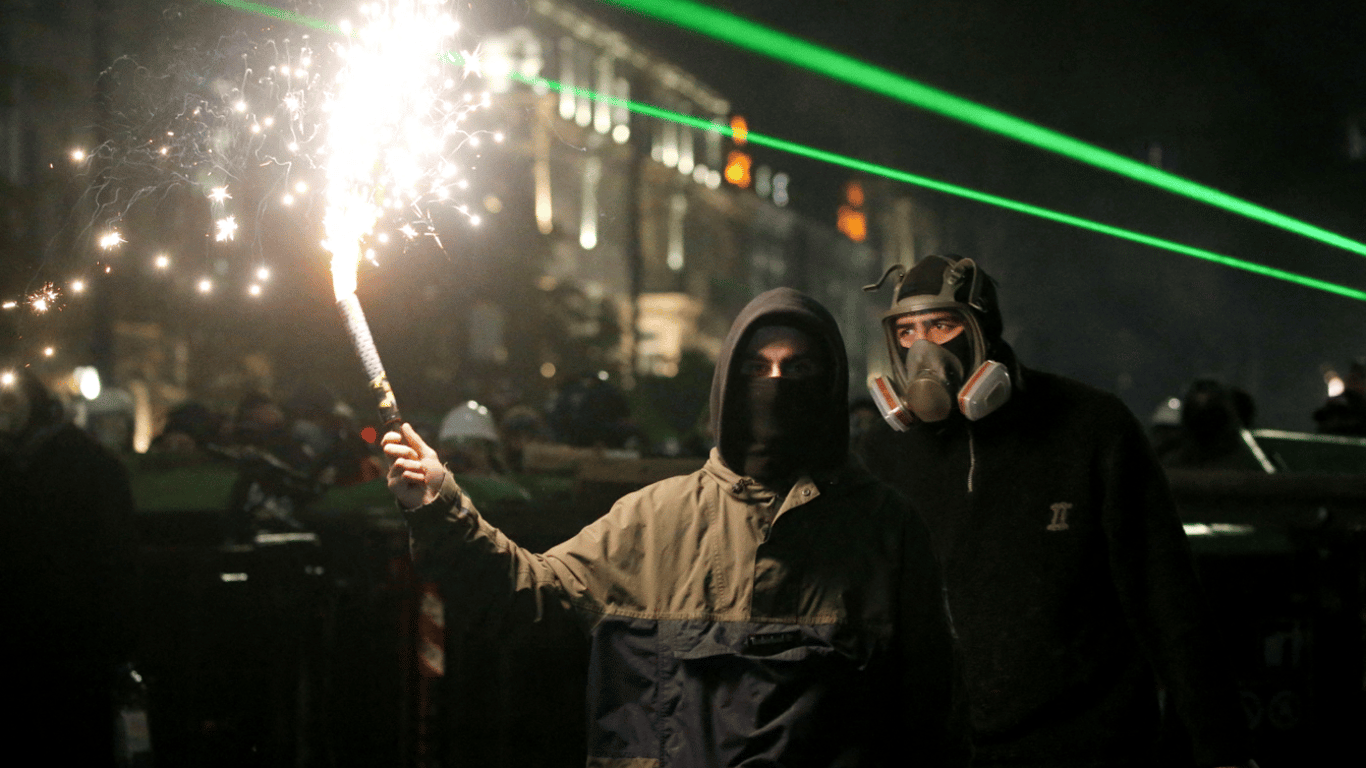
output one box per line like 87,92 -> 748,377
2,352 -> 1364,765
5,358 -> 1366,502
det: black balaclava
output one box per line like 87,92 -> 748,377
710,288 -> 850,484
736,344 -> 830,483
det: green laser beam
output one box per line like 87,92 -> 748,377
521,73 -> 1366,302
203,0 -> 344,33
596,0 -> 1366,261
196,0 -> 1366,302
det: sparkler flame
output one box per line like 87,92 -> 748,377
4,0 -> 500,364
98,231 -> 125,250
215,216 -> 239,241
321,0 -> 485,300
28,284 -> 60,314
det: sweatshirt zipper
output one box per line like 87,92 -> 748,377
966,427 -> 977,495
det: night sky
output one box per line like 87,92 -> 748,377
4,0 -> 1365,430
564,0 -> 1366,429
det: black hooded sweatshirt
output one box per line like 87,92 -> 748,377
861,336 -> 1251,766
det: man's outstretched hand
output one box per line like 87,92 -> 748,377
381,422 -> 445,510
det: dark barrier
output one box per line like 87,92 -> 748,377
1169,468 -> 1366,768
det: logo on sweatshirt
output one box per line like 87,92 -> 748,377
1047,502 -> 1072,531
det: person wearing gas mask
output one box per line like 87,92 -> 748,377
858,255 -> 1254,768
383,287 -> 970,767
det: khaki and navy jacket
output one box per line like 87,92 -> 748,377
404,447 -> 969,767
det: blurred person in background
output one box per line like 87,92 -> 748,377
1158,379 -> 1259,470
435,400 -> 506,475
0,368 -> 139,765
1313,360 -> 1366,437
230,390 -> 305,467
284,381 -> 382,486
498,404 -> 549,473
148,401 -> 225,454
547,370 -> 638,449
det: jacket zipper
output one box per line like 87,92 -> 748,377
966,427 -> 976,495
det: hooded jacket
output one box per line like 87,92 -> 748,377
404,288 -> 970,767
860,261 -> 1250,768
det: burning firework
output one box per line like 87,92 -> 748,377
318,0 -> 493,427
4,0 -> 501,409
28,285 -> 61,314
61,0 -> 493,290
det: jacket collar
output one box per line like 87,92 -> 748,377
702,448 -> 867,517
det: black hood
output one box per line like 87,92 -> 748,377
709,288 -> 849,474
896,254 -> 1005,345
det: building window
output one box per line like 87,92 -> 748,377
661,114 -> 679,168
594,55 -> 613,135
558,37 -> 577,121
667,193 -> 688,271
580,156 -> 602,250
612,77 -> 631,144
706,118 -> 723,170
678,125 -> 694,175
575,44 -> 593,128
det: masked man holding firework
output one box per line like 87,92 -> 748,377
383,288 -> 970,767
858,254 -> 1254,768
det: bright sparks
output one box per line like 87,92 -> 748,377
208,186 -> 231,203
215,216 -> 238,241
321,0 -> 486,300
98,231 -> 125,250
28,284 -> 59,314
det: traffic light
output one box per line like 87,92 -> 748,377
837,180 -> 866,242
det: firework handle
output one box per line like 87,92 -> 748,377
336,293 -> 403,429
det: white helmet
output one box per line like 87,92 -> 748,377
438,400 -> 499,445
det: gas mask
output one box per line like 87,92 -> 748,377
864,256 -> 1012,430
